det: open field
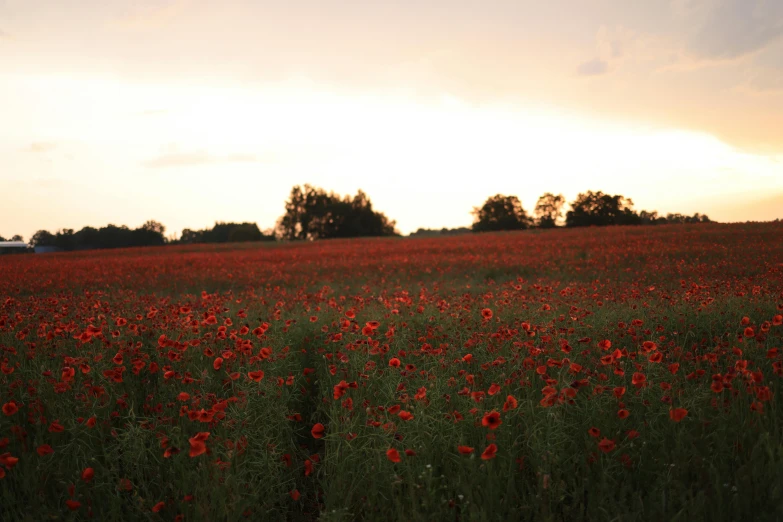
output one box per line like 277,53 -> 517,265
1,223 -> 782,521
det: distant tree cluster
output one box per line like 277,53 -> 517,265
30,221 -> 167,250
473,190 -> 710,232
0,234 -> 24,242
179,222 -> 275,244
276,184 -> 397,240
408,227 -> 472,237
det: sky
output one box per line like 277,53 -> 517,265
1,0 -> 782,240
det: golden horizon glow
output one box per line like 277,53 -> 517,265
1,1 -> 782,240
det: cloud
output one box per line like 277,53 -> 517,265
577,58 -> 609,76
27,142 -> 57,153
677,0 -> 783,60
143,150 -> 261,168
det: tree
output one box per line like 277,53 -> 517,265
565,191 -> 641,227
534,193 -> 565,228
178,222 -> 273,244
472,194 -> 532,232
30,230 -> 57,247
276,185 -> 397,240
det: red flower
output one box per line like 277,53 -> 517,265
151,501 -> 165,513
213,357 -> 223,370
188,432 -> 210,457
36,444 -> 54,457
458,445 -> 474,455
503,395 -> 518,411
669,408 -> 688,422
248,370 -> 264,382
588,427 -> 601,438
386,448 -> 401,463
398,410 -> 414,421
65,500 -> 81,511
1,402 -> 18,416
487,383 -> 501,396
290,489 -> 301,501
81,467 -> 94,482
481,308 -> 493,320
481,443 -> 498,460
598,438 -> 616,453
388,358 -> 401,368
311,423 -> 325,439
481,411 -> 502,430
617,409 -> 630,419
631,373 -> 646,388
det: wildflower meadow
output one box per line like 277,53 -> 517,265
1,223 -> 782,521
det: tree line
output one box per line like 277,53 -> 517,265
14,185 -> 713,252
472,191 -> 710,231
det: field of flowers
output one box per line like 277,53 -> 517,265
1,223 -> 782,521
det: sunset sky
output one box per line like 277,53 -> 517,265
2,0 -> 782,240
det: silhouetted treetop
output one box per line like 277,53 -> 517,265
472,194 -> 532,232
276,184 -> 397,240
534,193 -> 566,228
179,222 -> 273,244
565,191 -> 641,227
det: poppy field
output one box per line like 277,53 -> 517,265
1,223 -> 783,521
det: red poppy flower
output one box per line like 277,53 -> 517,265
481,411 -> 502,430
81,467 -> 94,482
613,386 -> 626,399
290,489 -> 301,501
631,373 -> 646,388
65,500 -> 81,511
669,408 -> 688,422
481,443 -> 498,460
487,383 -> 501,396
151,502 -> 165,513
481,308 -> 493,320
36,444 -> 54,456
1,402 -> 18,416
311,423 -> 325,439
503,395 -> 518,411
598,438 -> 616,453
588,427 -> 601,438
617,409 -> 630,419
248,370 -> 264,382
398,410 -> 414,421
386,448 -> 401,463
188,432 -> 210,457
458,445 -> 474,455
388,358 -> 401,368
404,449 -> 417,456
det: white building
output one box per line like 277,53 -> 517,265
0,241 -> 31,254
